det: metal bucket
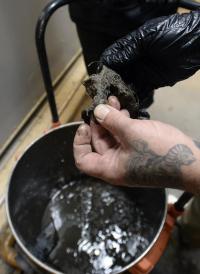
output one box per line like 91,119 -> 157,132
6,122 -> 167,273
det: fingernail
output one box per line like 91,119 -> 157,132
94,104 -> 110,122
78,125 -> 88,136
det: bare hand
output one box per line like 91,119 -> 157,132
73,97 -> 200,193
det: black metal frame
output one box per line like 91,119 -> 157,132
179,0 -> 200,10
35,0 -> 73,124
174,192 -> 194,211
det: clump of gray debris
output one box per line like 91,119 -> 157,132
82,66 -> 149,124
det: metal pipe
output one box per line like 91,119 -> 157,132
35,0 -> 72,124
174,192 -> 194,211
179,0 -> 200,10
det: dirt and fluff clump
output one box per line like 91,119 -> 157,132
82,66 -> 142,124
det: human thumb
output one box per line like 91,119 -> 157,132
94,104 -> 130,139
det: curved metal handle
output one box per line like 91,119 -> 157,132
35,0 -> 73,124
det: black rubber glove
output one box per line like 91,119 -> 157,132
101,11 -> 200,107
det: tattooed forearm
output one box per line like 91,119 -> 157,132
126,140 -> 196,188
194,140 -> 200,150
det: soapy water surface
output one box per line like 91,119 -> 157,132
33,177 -> 150,274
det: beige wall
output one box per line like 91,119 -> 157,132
0,0 -> 80,149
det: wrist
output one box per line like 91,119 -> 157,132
124,129 -> 200,193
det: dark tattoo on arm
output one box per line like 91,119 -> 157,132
194,140 -> 200,150
126,140 -> 196,188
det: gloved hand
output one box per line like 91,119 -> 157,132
101,11 -> 200,106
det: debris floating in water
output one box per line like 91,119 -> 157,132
34,177 -> 150,274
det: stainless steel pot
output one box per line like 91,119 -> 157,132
6,122 -> 167,274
